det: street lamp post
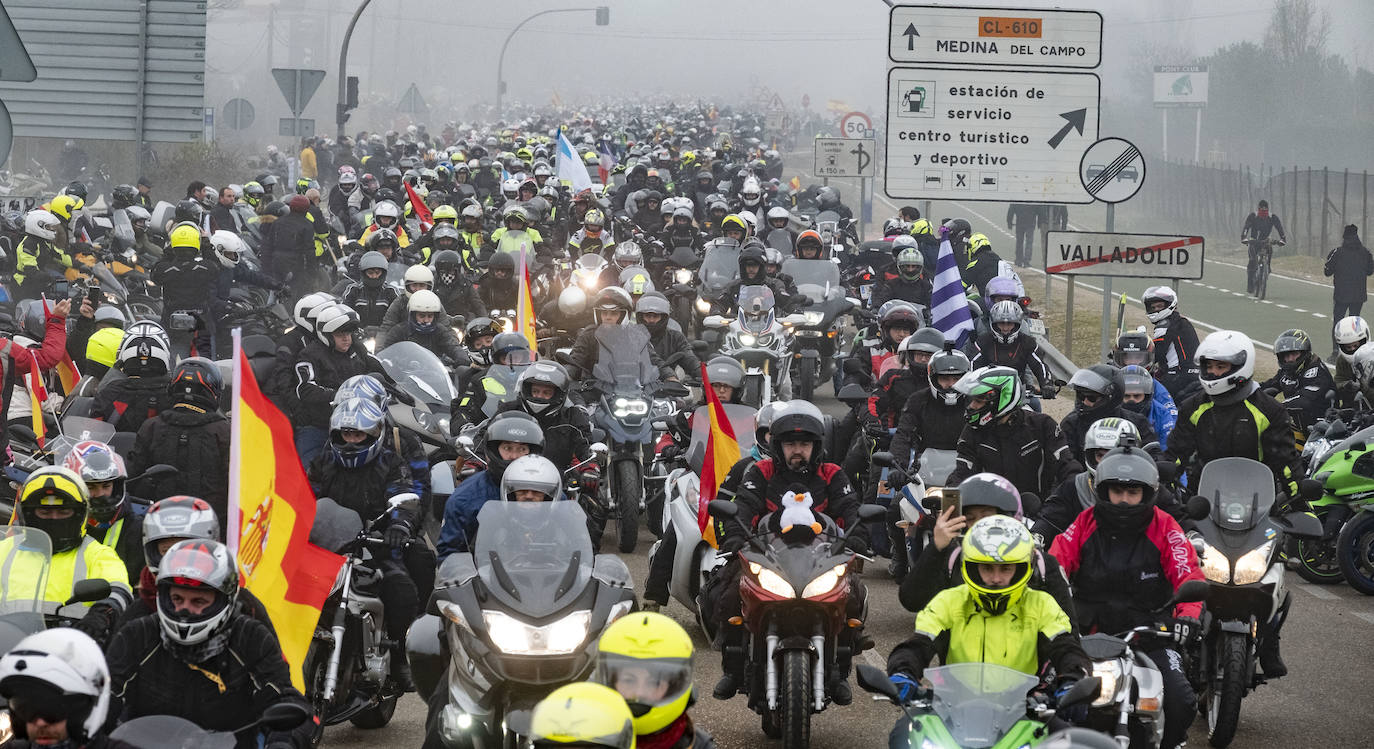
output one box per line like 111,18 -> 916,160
496,6 -> 609,120
336,0 -> 374,139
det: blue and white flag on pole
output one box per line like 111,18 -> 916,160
555,127 -> 594,194
930,238 -> 975,347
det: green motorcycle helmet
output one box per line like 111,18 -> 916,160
959,366 -> 1024,427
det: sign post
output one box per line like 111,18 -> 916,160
883,5 -> 1104,204
1153,65 -> 1208,163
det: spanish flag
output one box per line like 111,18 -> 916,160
25,350 -> 46,449
516,250 -> 538,352
40,297 -> 81,393
788,176 -> 802,192
227,330 -> 346,690
697,363 -> 741,549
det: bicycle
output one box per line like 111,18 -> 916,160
1245,237 -> 1283,300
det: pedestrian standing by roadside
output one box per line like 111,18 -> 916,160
1325,224 -> 1374,358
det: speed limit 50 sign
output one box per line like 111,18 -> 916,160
840,110 -> 873,139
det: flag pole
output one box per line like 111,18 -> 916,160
227,327 -> 243,554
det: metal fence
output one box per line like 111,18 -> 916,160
1135,159 -> 1370,256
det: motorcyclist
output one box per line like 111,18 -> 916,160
960,231 -> 1003,297
63,440 -> 146,583
1259,329 -> 1335,438
430,247 -> 486,320
0,629 -> 136,749
106,540 -> 314,748
638,293 -> 700,376
566,287 -> 675,383
92,321 -> 173,435
1119,364 -> 1178,450
1241,199 -> 1287,295
592,612 -> 718,749
1166,330 -> 1302,504
873,244 -> 932,309
1058,364 -> 1157,465
380,263 -> 446,332
263,293 -> 337,420
359,199 -> 410,247
844,301 -> 921,389
476,251 -> 517,310
491,205 -> 542,255
1143,286 -> 1201,401
1331,315 -> 1367,391
600,242 -> 644,290
457,203 -> 487,258
128,357 -> 232,522
5,466 -> 132,647
664,207 -> 701,249
437,411 -> 546,559
889,343 -> 971,479
946,366 -> 1081,498
306,398 -> 420,691
377,290 -> 468,364
13,210 -> 68,298
713,403 -> 866,704
971,301 -> 1056,400
292,302 -> 389,464
150,223 -> 222,357
528,682 -> 636,749
452,332 -> 535,426
794,229 -> 827,261
1050,446 -> 1205,749
887,516 -> 1090,709
569,208 -> 615,257
340,250 -> 399,329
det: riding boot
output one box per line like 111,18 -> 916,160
1258,592 -> 1290,678
713,623 -> 746,700
390,643 -> 415,692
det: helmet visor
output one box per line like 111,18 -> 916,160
598,655 -> 692,708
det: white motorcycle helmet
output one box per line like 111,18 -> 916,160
209,229 -> 245,268
1142,286 -> 1179,324
1082,417 -> 1141,476
0,629 -> 111,742
1195,330 -> 1255,397
1334,315 -> 1370,364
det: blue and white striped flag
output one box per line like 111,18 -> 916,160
930,238 -> 975,346
555,127 -> 594,194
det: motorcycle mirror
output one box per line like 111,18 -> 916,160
836,383 -> 869,404
707,499 -> 738,521
871,451 -> 896,468
691,340 -> 710,355
387,493 -> 421,513
701,314 -> 728,329
259,702 -> 311,731
1186,496 -> 1211,521
845,296 -> 861,309
1298,478 -> 1323,501
457,434 -> 475,449
854,664 -> 900,701
1168,579 -> 1210,608
65,579 -> 111,606
857,504 -> 886,522
779,313 -> 807,326
1156,460 -> 1179,482
590,441 -> 608,455
1019,492 -> 1042,517
135,463 -> 178,482
1058,676 -> 1103,709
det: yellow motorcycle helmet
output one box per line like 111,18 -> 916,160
19,466 -> 91,553
432,204 -> 458,223
593,612 -> 694,736
910,218 -> 934,237
86,327 -> 126,369
960,515 -> 1034,615
529,682 -> 636,749
169,223 -> 202,253
49,194 -> 84,223
968,232 -> 992,254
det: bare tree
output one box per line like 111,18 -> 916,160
1263,0 -> 1331,64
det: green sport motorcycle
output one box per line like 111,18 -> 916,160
856,663 -> 1100,749
1297,421 -> 1374,586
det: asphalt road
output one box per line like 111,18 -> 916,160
324,388 -> 1374,748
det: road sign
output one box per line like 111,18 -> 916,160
884,66 -> 1099,203
272,68 -> 326,117
397,83 -> 428,115
1045,231 -> 1204,279
1153,65 -> 1208,108
814,138 -> 877,178
0,4 -> 35,81
1079,137 -> 1145,203
889,5 -> 1102,69
222,98 -> 254,130
279,117 -> 315,138
839,111 -> 873,139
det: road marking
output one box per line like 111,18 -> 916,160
862,649 -> 885,669
1295,308 -> 1307,313
1354,611 -> 1374,625
1294,582 -> 1340,600
1207,256 -> 1330,288
1276,303 -> 1289,309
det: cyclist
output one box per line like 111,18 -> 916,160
1240,199 -> 1286,295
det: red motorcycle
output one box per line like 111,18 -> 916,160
709,499 -> 885,748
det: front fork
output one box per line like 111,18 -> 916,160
322,562 -> 353,702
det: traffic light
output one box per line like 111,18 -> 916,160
346,76 -> 359,110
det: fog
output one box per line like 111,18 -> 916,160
204,0 -> 1374,169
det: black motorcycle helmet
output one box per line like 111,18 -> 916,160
1068,363 -> 1122,420
768,404 -> 826,474
168,357 -> 223,412
1091,445 -> 1159,534
1273,329 -> 1314,373
1113,330 -> 1153,368
174,199 -> 204,225
943,218 -> 972,249
488,252 -> 515,280
64,181 -> 88,203
433,249 -> 464,286
112,184 -> 138,210
263,200 -> 289,218
738,246 -> 766,283
483,411 -> 545,482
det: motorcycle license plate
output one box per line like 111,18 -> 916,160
860,285 -> 872,302
1025,317 -> 1047,337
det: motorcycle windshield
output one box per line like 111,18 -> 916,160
736,286 -> 776,334
379,341 -> 457,404
765,229 -> 794,255
591,325 -> 657,389
576,253 -> 605,274
472,501 -> 594,617
685,405 -> 757,476
49,417 -> 117,466
309,497 -> 365,554
386,262 -> 409,290
698,239 -> 740,296
90,260 -> 129,301
109,715 -> 232,749
0,527 -> 52,652
925,663 -> 1039,747
918,448 -> 958,488
1195,457 -> 1275,532
782,259 -> 842,304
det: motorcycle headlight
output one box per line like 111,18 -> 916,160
675,268 -> 693,284
738,333 -> 757,347
1232,539 -> 1275,585
364,337 -> 376,353
1200,541 -> 1231,584
802,310 -> 823,325
438,416 -> 451,435
695,297 -> 711,314
1091,660 -> 1122,707
613,399 -> 649,418
482,609 -> 591,655
801,563 -> 847,598
0,708 -> 12,744
748,561 -> 796,598
755,332 -> 774,347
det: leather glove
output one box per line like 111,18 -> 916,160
864,422 -> 888,441
1168,616 -> 1200,646
888,672 -> 925,703
887,468 -> 909,487
844,533 -> 870,555
73,602 -> 117,646
385,522 -> 412,549
1054,679 -> 1091,723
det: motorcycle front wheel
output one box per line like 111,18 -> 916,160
1336,511 -> 1374,594
615,458 -> 643,553
796,355 -> 816,401
781,649 -> 812,749
1206,632 -> 1249,747
1291,528 -> 1344,584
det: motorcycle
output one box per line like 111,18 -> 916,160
1079,579 -> 1210,748
856,662 -> 1102,749
707,498 -> 886,747
782,256 -> 857,402
411,500 -> 636,749
694,236 -> 742,329
1187,458 -> 1322,747
302,494 -> 420,745
649,402 -> 758,636
1294,420 -> 1374,585
108,703 -> 312,749
661,245 -> 702,334
702,286 -> 807,408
